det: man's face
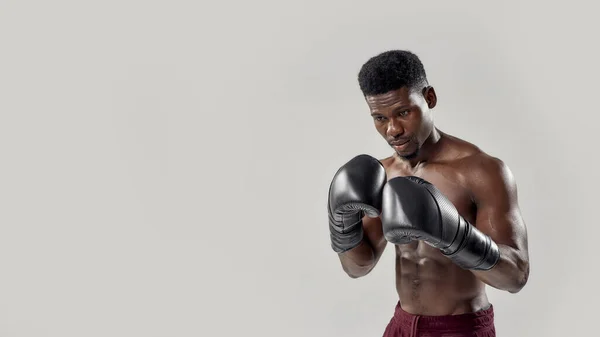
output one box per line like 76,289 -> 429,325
365,86 -> 436,159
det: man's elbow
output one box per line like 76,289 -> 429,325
508,260 -> 530,294
343,266 -> 373,279
342,262 -> 375,279
347,272 -> 366,279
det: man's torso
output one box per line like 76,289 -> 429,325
379,133 -> 491,315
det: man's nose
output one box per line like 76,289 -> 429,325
387,118 -> 405,139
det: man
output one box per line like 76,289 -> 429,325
327,50 -> 530,337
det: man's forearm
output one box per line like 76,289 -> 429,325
337,239 -> 376,278
473,244 -> 529,293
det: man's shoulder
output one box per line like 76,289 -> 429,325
439,132 -> 483,160
440,133 -> 502,167
440,133 -> 511,185
460,152 -> 507,177
455,150 -> 513,194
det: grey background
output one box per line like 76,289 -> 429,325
1,1 -> 598,336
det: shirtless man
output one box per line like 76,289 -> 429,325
327,50 -> 530,336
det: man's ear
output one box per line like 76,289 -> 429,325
422,86 -> 437,109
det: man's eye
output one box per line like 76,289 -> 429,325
374,116 -> 386,122
399,110 -> 410,117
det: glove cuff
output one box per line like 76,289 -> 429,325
442,221 -> 500,270
330,222 -> 364,253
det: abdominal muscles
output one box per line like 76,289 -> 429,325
394,241 -> 489,316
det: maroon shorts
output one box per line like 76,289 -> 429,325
382,302 -> 496,337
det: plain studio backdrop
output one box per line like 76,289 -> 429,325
1,1 -> 599,336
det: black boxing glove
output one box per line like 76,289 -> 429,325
381,176 -> 500,270
327,155 -> 387,253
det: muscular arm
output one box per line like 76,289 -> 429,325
468,155 -> 530,293
338,216 -> 388,278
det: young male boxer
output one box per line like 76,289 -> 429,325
327,50 -> 530,337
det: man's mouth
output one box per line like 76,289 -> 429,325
389,139 -> 411,151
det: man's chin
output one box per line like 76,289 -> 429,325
395,147 -> 419,159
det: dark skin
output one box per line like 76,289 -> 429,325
337,86 -> 530,315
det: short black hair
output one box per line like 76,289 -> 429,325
358,50 -> 428,96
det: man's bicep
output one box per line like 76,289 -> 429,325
362,215 -> 387,259
470,156 -> 528,251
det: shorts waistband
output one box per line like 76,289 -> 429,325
392,302 -> 495,331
